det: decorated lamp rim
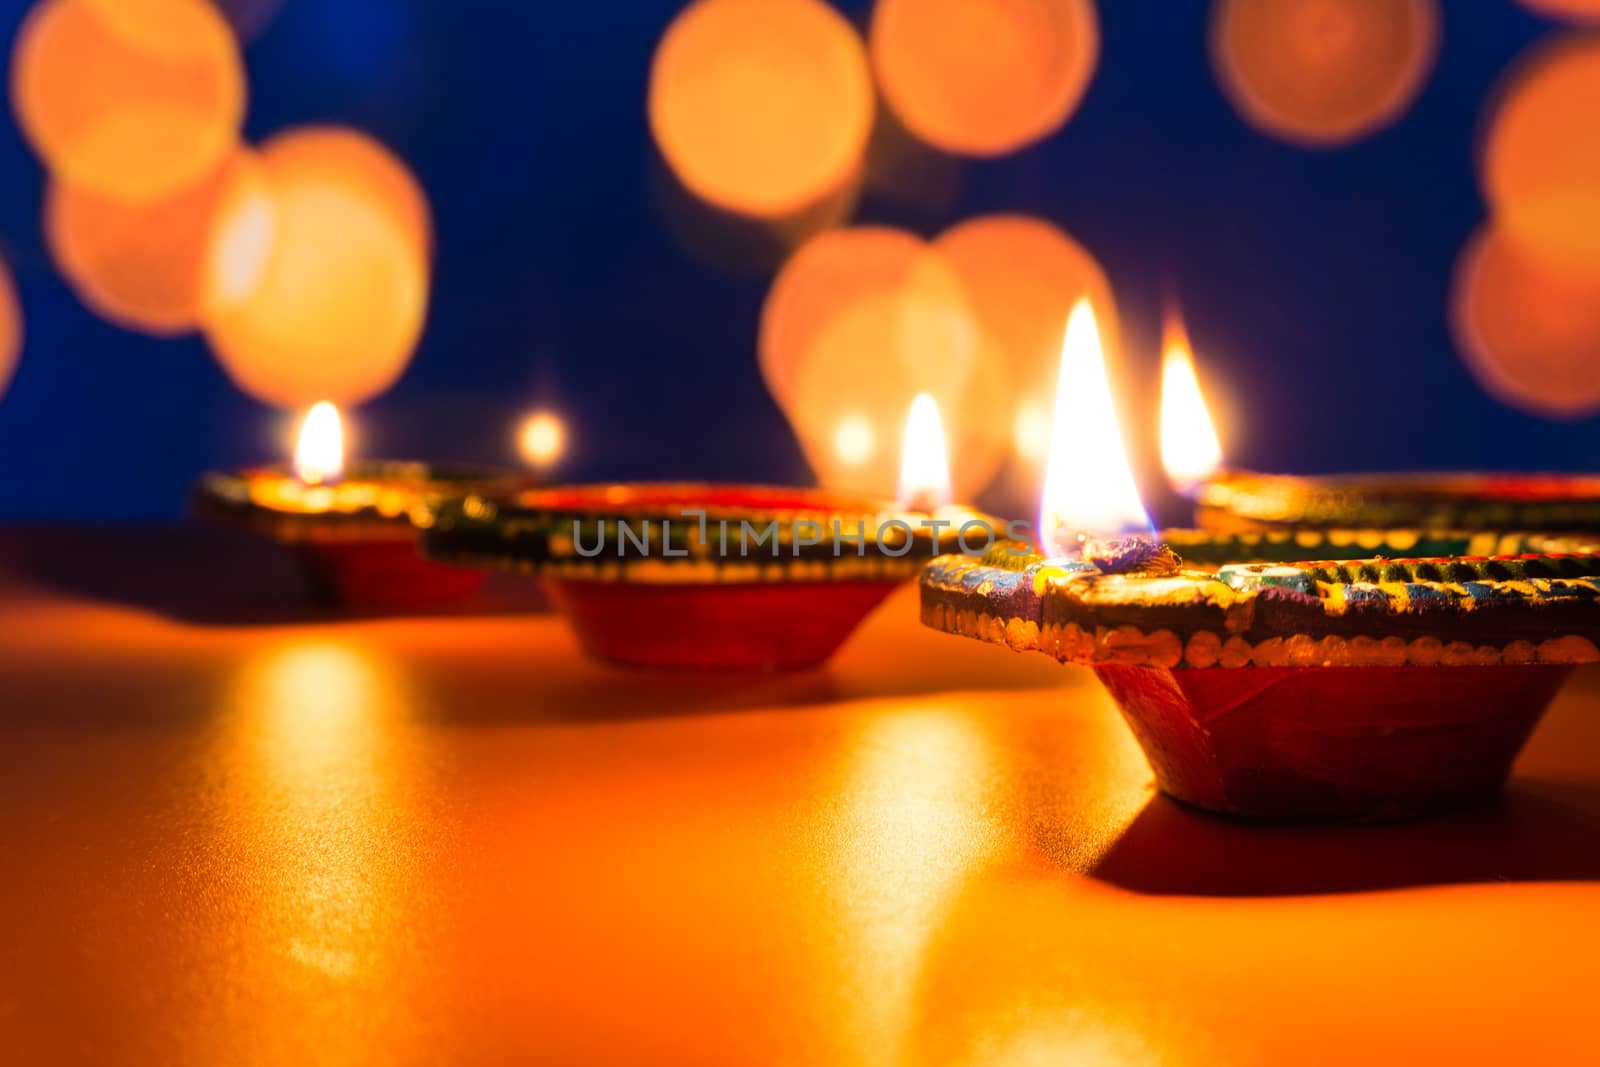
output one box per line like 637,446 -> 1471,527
919,531 -> 1600,670
418,480 -> 995,584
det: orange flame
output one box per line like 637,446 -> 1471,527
293,402 -> 344,485
1159,312 -> 1223,496
1038,300 -> 1150,554
519,411 -> 566,468
898,393 -> 952,510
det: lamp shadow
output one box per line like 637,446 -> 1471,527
0,523 -> 548,625
1087,779 -> 1600,896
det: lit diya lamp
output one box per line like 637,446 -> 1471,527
194,403 -> 522,610
1160,313 -> 1600,538
419,394 -> 998,669
921,300 -> 1600,820
1196,468 -> 1600,536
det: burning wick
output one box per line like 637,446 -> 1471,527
898,392 -> 952,513
1159,310 -> 1222,497
293,402 -> 345,486
1036,299 -> 1154,562
519,410 -> 566,469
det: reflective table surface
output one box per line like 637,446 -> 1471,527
2,528 -> 1598,1065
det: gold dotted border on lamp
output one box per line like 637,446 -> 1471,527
428,546 -> 928,585
921,599 -> 1600,669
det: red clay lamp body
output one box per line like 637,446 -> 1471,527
194,460 -> 520,611
194,404 -> 519,611
921,532 -> 1600,820
420,482 -> 989,669
1197,469 -> 1600,534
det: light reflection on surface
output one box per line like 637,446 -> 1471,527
217,640 -> 422,992
822,708 -> 1006,1062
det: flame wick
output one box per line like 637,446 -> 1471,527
293,402 -> 345,486
1037,300 -> 1151,557
1159,313 -> 1223,498
898,393 -> 952,511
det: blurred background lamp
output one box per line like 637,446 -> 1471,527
1211,0 -> 1439,147
1481,36 -> 1600,278
518,411 -> 566,468
11,0 -> 246,202
833,415 -> 875,467
204,126 -> 432,410
870,0 -> 1099,157
1158,313 -> 1224,495
648,0 -> 873,218
1515,0 -> 1600,21
931,214 -> 1119,450
45,145 -> 266,336
1450,223 -> 1600,419
0,256 -> 22,403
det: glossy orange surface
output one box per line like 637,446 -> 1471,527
2,528 -> 1598,1065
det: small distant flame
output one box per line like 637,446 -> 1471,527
1038,300 -> 1151,556
898,393 -> 952,511
834,415 -> 875,467
293,402 -> 344,485
1159,312 -> 1223,496
519,411 -> 566,468
1013,401 -> 1051,464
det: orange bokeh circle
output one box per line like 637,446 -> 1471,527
761,227 -> 929,415
871,0 -> 1098,157
1211,0 -> 1438,147
763,227 -> 1011,498
1481,35 -> 1600,277
648,0 -> 873,218
1517,0 -> 1600,21
788,311 -> 1012,500
1450,223 -> 1600,419
253,125 -> 433,262
0,256 -> 22,402
931,214 -> 1118,426
11,0 -> 246,202
204,128 -> 432,409
46,144 -> 267,336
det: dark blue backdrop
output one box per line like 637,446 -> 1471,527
0,0 -> 1589,518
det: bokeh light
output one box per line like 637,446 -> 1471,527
1481,35 -> 1600,277
519,411 -> 566,468
648,0 -> 874,218
11,0 -> 246,202
760,226 -> 929,416
1211,0 -> 1439,147
45,144 -> 266,336
1450,223 -> 1600,419
870,0 -> 1099,157
833,415 -> 875,467
930,215 -> 1118,461
205,127 -> 432,409
1517,0 -> 1600,21
787,301 -> 1010,500
254,125 -> 433,262
0,256 -> 23,403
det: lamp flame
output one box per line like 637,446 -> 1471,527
834,415 -> 875,467
1159,312 -> 1222,496
293,402 -> 344,485
519,410 -> 566,468
898,393 -> 952,511
1038,300 -> 1151,556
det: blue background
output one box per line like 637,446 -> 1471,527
0,0 -> 1589,518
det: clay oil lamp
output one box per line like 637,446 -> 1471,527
919,300 -> 1600,820
1153,317 -> 1600,554
1195,468 -> 1600,538
194,403 -> 521,610
419,395 -> 997,669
